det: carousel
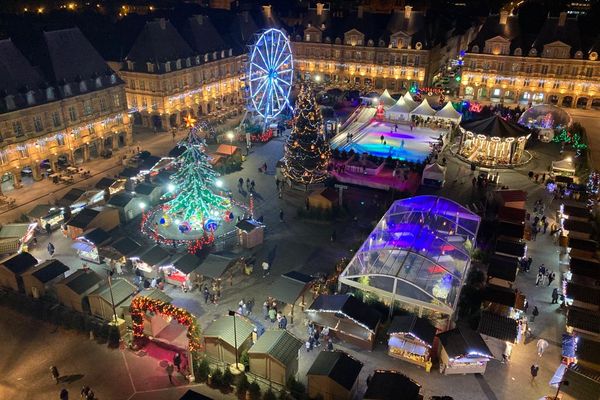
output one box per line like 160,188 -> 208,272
458,116 -> 531,167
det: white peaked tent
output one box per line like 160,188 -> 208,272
421,163 -> 447,187
379,89 -> 396,108
386,97 -> 413,121
403,91 -> 419,110
435,102 -> 462,122
410,98 -> 436,117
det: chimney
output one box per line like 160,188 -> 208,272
158,18 -> 166,30
404,5 -> 412,19
194,15 -> 204,25
357,5 -> 363,19
499,10 -> 508,25
558,12 -> 567,27
316,3 -> 324,16
262,5 -> 272,19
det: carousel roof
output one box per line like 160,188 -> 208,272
461,115 -> 530,138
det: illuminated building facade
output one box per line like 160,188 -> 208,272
0,29 -> 131,189
292,4 -> 477,92
117,16 -> 250,130
460,11 -> 600,108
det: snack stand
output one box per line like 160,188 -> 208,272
131,245 -> 171,279
160,253 -> 202,287
437,325 -> 493,375
73,228 -> 112,263
387,315 -> 437,370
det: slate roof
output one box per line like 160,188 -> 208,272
482,284 -> 518,308
461,116 -> 530,138
90,278 -> 136,305
95,177 -> 117,190
566,282 -> 600,306
134,182 -> 158,196
387,315 -> 437,347
29,259 -> 69,283
110,237 -> 141,258
468,14 -> 522,53
181,15 -> 228,54
67,208 -> 100,229
140,245 -> 170,266
80,228 -> 111,246
121,288 -> 172,309
532,16 -> 582,56
62,269 -> 103,295
197,254 -> 233,279
364,370 -> 421,400
108,192 -> 136,208
1,252 -> 38,274
173,254 -> 202,275
567,307 -> 600,334
126,19 -> 195,68
437,325 -> 493,359
307,350 -> 363,391
561,364 -> 600,400
477,311 -> 519,342
307,294 -> 381,333
203,315 -> 255,349
44,28 -> 117,86
569,256 -> 600,280
58,188 -> 86,206
248,330 -> 302,367
0,39 -> 45,97
487,254 -> 519,282
27,204 -> 56,219
577,336 -> 600,366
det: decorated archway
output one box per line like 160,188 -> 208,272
130,296 -> 202,352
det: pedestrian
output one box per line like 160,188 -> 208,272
281,315 -> 287,330
314,329 -> 320,346
262,261 -> 270,277
530,364 -> 539,381
263,301 -> 269,320
536,339 -> 549,357
534,173 -> 539,183
531,306 -> 539,322
548,271 -> 555,286
539,264 -> 546,276
279,209 -> 284,222
541,173 -> 546,183
472,177 -> 476,187
172,131 -> 176,142
85,389 -> 94,400
527,257 -> 533,272
45,222 -> 52,236
250,180 -> 255,192
552,288 -> 559,304
305,340 -> 311,352
47,242 -> 55,257
60,388 -> 69,400
380,134 -> 384,143
242,302 -> 248,316
275,177 -> 280,190
173,352 -> 181,372
238,177 -> 244,190
50,365 -> 60,384
531,225 -> 538,241
203,286 -> 210,303
268,307 -> 276,322
246,178 -> 250,190
543,220 -> 549,234
327,338 -> 333,351
166,363 -> 175,384
383,140 -> 387,146
331,230 -> 336,242
535,272 -> 543,286
81,386 -> 90,398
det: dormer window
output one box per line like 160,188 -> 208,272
195,56 -> 201,64
5,95 -> 15,110
204,54 -> 209,62
126,60 -> 134,70
575,51 -> 583,59
185,58 -> 191,67
46,87 -> 55,101
110,74 -> 117,84
175,59 -> 182,70
213,51 -> 217,60
165,61 -> 171,72
221,50 -> 225,59
26,91 -> 35,105
305,34 -> 311,42
79,81 -> 87,92
229,49 -> 232,57
528,48 -> 537,56
514,48 -> 522,56
95,77 -> 103,89
64,83 -> 72,96
471,45 -> 479,53
147,63 -> 154,73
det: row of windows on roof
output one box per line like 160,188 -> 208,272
472,43 -> 597,60
128,49 -> 234,73
300,33 -> 422,50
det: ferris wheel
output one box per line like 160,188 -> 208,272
248,28 -> 293,123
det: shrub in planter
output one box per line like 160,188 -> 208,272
211,368 -> 223,388
248,381 -> 261,400
286,376 -> 305,399
107,325 -> 120,348
263,388 -> 277,400
221,368 -> 234,391
194,358 -> 211,383
240,350 -> 250,371
236,374 -> 249,399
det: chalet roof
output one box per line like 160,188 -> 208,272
58,188 -> 86,206
364,370 -> 421,400
477,311 -> 519,342
203,316 -> 255,349
567,307 -> 600,334
249,330 -> 302,367
307,351 -> 363,391
172,254 -> 202,275
79,228 -> 111,246
387,315 -> 437,346
62,269 -> 103,295
562,364 -> 600,400
482,284 -> 520,308
95,177 -> 117,190
566,282 -> 600,306
29,259 -> 69,283
67,208 -> 100,229
91,278 -> 136,305
107,192 -> 136,208
437,325 -> 493,359
487,254 -> 519,282
1,252 -> 37,274
134,182 -> 159,196
307,294 -> 381,333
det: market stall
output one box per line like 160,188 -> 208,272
95,177 -> 126,195
409,98 -> 436,119
132,245 -> 171,279
495,236 -> 527,258
88,278 -> 137,321
21,259 -> 69,299
203,315 -> 255,364
459,116 -> 531,167
248,330 -> 303,385
26,204 -> 64,231
73,228 -> 112,263
552,157 -> 576,178
487,254 -> 520,287
437,325 -> 493,375
0,252 -> 38,292
0,223 -> 37,254
65,207 -> 120,239
497,220 -> 525,239
307,351 -> 363,400
306,294 -> 381,350
268,271 -> 314,323
160,253 -> 202,287
98,237 -> 141,273
387,315 -> 437,369
236,219 -> 265,249
379,89 -> 397,108
421,163 -> 446,187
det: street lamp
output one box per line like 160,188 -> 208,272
554,379 -> 569,400
314,74 -> 322,83
215,179 -> 223,188
226,131 -> 235,145
227,310 -> 244,373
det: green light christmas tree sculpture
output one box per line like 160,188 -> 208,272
165,116 -> 230,227
283,85 -> 331,185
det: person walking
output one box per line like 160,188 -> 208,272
45,222 -> 52,236
246,178 -> 250,190
81,386 -> 90,399
536,339 -> 549,357
60,388 -> 69,400
552,288 -> 559,304
50,366 -> 60,384
268,307 -> 277,322
166,363 -> 175,384
279,209 -> 284,222
203,286 -> 210,303
262,301 -> 269,320
47,242 -> 55,257
281,315 -> 287,330
548,271 -> 555,286
530,364 -> 539,382
535,272 -> 543,286
531,306 -> 539,322
262,261 -> 270,277
327,338 -> 333,351
380,134 -> 384,143
173,352 -> 181,372
543,220 -> 549,234
250,180 -> 255,192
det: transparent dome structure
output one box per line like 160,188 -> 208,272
339,196 -> 480,316
518,104 -> 572,130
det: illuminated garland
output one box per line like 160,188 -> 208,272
130,296 -> 202,351
552,128 -> 587,150
282,85 -> 331,185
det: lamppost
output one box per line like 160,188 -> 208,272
554,379 -> 569,400
227,310 -> 244,374
226,131 -> 235,145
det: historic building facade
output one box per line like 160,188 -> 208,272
292,4 -> 476,92
117,17 -> 247,130
0,29 -> 131,189
460,11 -> 600,108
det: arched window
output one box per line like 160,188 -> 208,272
471,45 -> 479,53
514,48 -> 522,56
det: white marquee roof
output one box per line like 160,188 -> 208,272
379,89 -> 396,107
410,98 -> 436,116
435,102 -> 462,121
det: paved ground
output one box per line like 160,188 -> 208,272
0,104 -> 596,399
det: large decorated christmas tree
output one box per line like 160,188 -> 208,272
164,117 -> 230,229
283,85 -> 331,185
